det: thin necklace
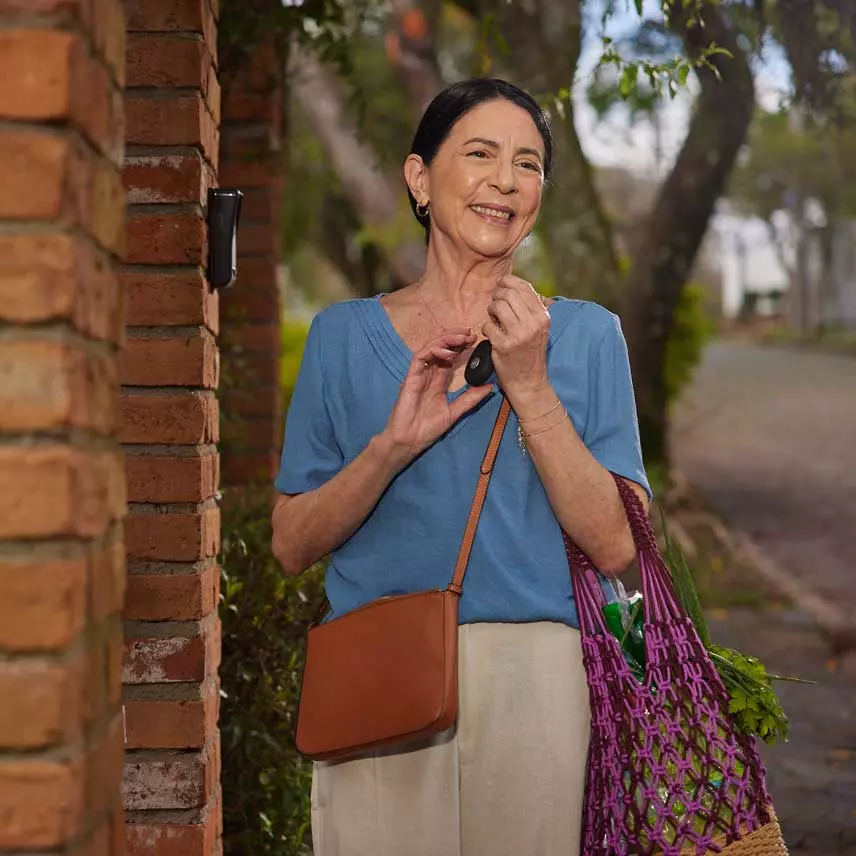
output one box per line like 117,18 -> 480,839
416,281 -> 489,334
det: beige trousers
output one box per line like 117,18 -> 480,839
310,621 -> 591,856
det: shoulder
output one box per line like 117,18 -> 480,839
309,297 -> 375,335
548,298 -> 622,356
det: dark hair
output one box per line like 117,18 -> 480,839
407,78 -> 553,240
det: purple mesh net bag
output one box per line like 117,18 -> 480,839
565,475 -> 786,855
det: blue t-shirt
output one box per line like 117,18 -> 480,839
275,295 -> 650,628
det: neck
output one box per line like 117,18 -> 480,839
417,232 -> 514,319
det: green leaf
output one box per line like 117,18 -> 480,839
619,65 -> 639,98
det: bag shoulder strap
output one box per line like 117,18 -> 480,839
447,396 -> 511,595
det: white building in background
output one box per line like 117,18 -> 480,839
714,209 -> 789,319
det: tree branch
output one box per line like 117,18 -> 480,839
287,40 -> 425,288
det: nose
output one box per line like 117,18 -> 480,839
489,156 -> 518,195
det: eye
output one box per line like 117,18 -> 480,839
467,149 -> 489,159
518,161 -> 542,173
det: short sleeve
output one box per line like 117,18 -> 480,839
274,316 -> 345,494
583,313 -> 652,498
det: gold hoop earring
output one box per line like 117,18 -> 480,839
416,200 -> 430,218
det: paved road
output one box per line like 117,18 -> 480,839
671,341 -> 856,614
672,341 -> 856,854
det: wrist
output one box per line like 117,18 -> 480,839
507,383 -> 559,422
369,431 -> 417,475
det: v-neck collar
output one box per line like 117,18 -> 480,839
355,293 -> 575,403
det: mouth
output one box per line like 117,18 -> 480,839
470,204 -> 515,223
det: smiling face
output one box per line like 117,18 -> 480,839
405,98 -> 546,260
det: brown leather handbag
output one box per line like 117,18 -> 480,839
295,399 -> 511,762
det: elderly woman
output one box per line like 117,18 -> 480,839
272,78 -> 650,856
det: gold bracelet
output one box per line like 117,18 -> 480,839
517,399 -> 562,425
520,410 -> 568,438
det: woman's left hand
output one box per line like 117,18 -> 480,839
482,275 -> 551,400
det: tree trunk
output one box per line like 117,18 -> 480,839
483,0 -> 620,303
623,4 -> 755,466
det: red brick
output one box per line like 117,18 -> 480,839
0,757 -> 84,848
85,712 -> 125,819
91,159 -> 125,256
89,539 -> 127,623
125,0 -> 216,49
126,33 -> 211,89
0,131 -> 89,224
221,90 -> 279,122
0,29 -> 76,120
0,557 -> 87,652
0,339 -> 119,434
122,269 -> 218,333
220,413 -> 280,452
84,629 -> 107,725
218,155 -> 281,189
221,386 -> 280,419
125,507 -> 220,561
0,657 -> 83,749
126,811 -> 217,856
125,93 -> 218,164
119,334 -> 218,388
105,620 -> 124,705
221,452 -> 279,486
124,152 -> 214,205
220,284 -> 280,323
69,42 -> 125,163
123,621 -> 219,684
126,208 -> 205,265
124,678 -> 219,749
120,391 -> 219,444
0,0 -> 90,20
0,447 -> 125,539
236,222 -> 277,257
220,321 -> 280,354
123,742 -> 216,810
92,0 -> 126,87
124,562 -> 218,621
0,234 -> 123,343
227,186 -> 277,222
125,453 -> 219,503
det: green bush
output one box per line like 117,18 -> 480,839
280,317 -> 311,412
219,491 -> 324,856
664,282 -> 715,407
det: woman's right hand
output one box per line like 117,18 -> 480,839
380,329 -> 496,468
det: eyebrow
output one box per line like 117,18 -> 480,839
462,137 -> 544,162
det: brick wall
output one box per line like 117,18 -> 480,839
219,46 -> 284,486
0,2 -> 127,854
121,0 -> 222,853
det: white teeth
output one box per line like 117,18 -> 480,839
472,205 -> 512,220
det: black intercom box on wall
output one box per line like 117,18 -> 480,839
207,188 -> 243,290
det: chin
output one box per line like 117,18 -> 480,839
462,233 -> 519,259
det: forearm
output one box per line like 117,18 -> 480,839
509,385 -> 638,574
272,433 -> 411,575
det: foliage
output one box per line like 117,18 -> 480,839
220,491 -> 324,856
660,514 -> 812,745
664,282 -> 715,407
280,317 -> 312,411
730,107 -> 856,224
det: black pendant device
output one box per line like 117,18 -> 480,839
464,339 -> 494,386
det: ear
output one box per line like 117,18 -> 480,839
403,154 -> 430,205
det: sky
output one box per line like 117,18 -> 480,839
573,0 -> 793,174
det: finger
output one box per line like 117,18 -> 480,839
495,279 -> 545,317
487,300 -> 517,332
481,318 -> 508,347
426,346 -> 462,365
448,384 -> 495,423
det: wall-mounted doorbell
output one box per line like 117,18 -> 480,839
207,187 -> 243,290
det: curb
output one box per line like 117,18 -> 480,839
668,471 -> 856,654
